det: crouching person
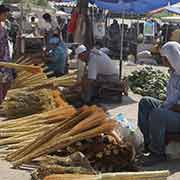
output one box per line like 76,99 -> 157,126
138,42 -> 180,166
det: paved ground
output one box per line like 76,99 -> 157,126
0,160 -> 31,180
0,64 -> 179,180
105,92 -> 180,180
104,64 -> 180,180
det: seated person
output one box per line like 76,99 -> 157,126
138,41 -> 180,166
75,45 -> 119,104
45,35 -> 67,77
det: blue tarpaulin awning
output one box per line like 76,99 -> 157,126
166,5 -> 180,14
63,0 -> 180,14
93,0 -> 180,14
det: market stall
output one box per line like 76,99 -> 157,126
0,1 -> 180,180
0,58 -> 170,180
91,0 -> 180,78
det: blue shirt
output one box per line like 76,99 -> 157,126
163,72 -> 180,109
47,44 -> 67,74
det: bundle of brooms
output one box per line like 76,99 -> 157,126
1,89 -> 57,119
4,105 -> 122,168
11,70 -> 77,90
31,136 -> 135,180
0,105 -> 76,151
0,62 -> 42,74
54,135 -> 135,173
11,56 -> 77,89
31,152 -> 96,180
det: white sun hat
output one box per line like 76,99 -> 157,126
75,45 -> 87,56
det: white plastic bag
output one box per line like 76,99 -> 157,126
115,114 -> 143,150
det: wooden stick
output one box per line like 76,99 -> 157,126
0,62 -> 42,74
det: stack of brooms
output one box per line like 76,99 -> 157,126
53,135 -> 135,173
11,56 -> 77,89
0,56 -> 77,91
0,57 -> 137,179
0,106 -> 136,174
31,152 -> 97,180
2,89 -> 57,119
0,104 -> 76,154
1,88 -> 70,119
31,134 -> 135,179
0,56 -> 77,119
4,106 -> 121,166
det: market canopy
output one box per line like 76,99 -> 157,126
92,0 -> 180,14
166,3 -> 180,14
161,16 -> 180,23
62,0 -> 180,14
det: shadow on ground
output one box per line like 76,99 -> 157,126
101,95 -> 139,110
142,159 -> 180,175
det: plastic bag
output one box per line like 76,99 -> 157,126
115,113 -> 143,150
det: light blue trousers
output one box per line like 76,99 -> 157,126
138,96 -> 180,155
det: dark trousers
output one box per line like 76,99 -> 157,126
138,96 -> 180,155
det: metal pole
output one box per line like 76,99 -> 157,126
119,12 -> 124,79
137,17 -> 140,37
20,1 -> 24,54
20,1 -> 24,34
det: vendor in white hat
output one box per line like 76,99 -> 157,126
75,45 -> 118,104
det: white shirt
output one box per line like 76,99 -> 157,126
77,60 -> 86,81
88,49 -> 118,80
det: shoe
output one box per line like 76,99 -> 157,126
138,153 -> 167,167
136,144 -> 150,158
142,144 -> 150,154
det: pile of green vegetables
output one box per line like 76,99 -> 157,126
128,66 -> 169,100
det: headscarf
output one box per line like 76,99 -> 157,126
160,41 -> 180,75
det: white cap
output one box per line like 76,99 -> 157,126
75,45 -> 87,55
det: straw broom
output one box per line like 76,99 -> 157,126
0,62 -> 42,74
44,174 -> 98,180
0,106 -> 76,148
0,107 -> 76,133
13,121 -> 118,167
7,106 -> 95,161
0,106 -> 74,129
9,108 -> 110,163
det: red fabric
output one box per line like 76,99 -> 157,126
67,11 -> 79,33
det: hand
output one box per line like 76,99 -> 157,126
171,104 -> 180,112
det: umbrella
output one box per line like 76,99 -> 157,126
55,10 -> 70,17
166,3 -> 180,14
